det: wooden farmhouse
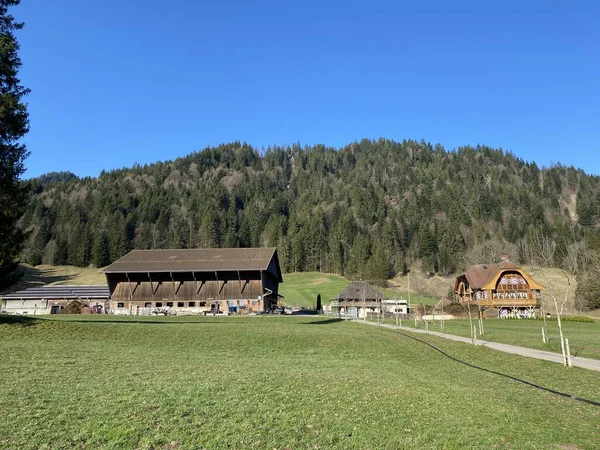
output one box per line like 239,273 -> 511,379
454,259 -> 544,318
1,285 -> 109,315
104,247 -> 283,315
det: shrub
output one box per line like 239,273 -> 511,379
502,315 -> 594,323
444,303 -> 479,317
541,315 -> 594,323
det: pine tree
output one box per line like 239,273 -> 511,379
53,238 -> 69,265
0,0 -> 29,289
28,219 -> 50,266
109,215 -> 128,261
92,232 -> 111,267
419,223 -> 438,275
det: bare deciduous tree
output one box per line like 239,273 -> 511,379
524,227 -> 575,367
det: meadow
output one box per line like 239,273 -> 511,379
279,272 -> 437,308
397,317 -> 600,360
1,314 -> 599,449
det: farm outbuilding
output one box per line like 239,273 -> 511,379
330,281 -> 407,318
1,285 -> 109,315
454,258 -> 544,318
103,247 -> 283,315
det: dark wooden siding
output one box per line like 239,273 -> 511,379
111,278 -> 263,302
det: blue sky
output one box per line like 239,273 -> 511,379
15,0 -> 600,178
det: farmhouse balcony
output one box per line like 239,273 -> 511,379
479,298 -> 541,308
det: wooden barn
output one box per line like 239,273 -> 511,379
454,258 -> 544,318
104,247 -> 283,315
1,285 -> 109,315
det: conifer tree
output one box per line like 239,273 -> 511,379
92,232 -> 111,267
0,0 -> 29,289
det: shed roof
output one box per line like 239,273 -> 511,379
434,298 -> 452,311
104,247 -> 282,281
337,281 -> 387,301
2,285 -> 109,300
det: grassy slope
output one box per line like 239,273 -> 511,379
5,264 -> 107,292
279,272 -> 350,308
279,272 -> 424,308
1,315 -> 599,449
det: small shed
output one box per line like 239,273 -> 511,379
1,285 -> 109,315
433,298 -> 452,312
331,281 -> 387,317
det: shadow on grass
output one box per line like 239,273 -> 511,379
302,318 -> 345,325
3,265 -> 78,293
0,314 -> 39,326
46,318 -> 250,325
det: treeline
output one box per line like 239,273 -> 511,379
18,140 -> 600,307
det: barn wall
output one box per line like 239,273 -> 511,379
111,279 -> 263,303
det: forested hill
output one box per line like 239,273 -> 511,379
19,139 -> 600,283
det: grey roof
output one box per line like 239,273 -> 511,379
104,248 -> 282,281
337,281 -> 387,301
2,285 -> 109,300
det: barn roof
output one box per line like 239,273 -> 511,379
2,285 -> 109,300
336,281 -> 387,301
104,247 -> 282,281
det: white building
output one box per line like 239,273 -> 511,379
1,285 -> 109,315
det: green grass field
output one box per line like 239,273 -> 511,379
279,272 -> 351,308
1,315 -> 599,449
394,317 -> 600,361
279,272 -> 436,308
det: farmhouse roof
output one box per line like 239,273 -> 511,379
337,281 -> 387,301
460,261 -> 521,290
2,285 -> 109,300
104,247 -> 282,280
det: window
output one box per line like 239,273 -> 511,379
200,302 -> 206,307
177,302 -> 184,307
117,302 -> 125,308
166,302 -> 173,307
188,302 -> 196,307
156,302 -> 163,307
145,302 -> 152,308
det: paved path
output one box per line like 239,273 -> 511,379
357,319 -> 600,372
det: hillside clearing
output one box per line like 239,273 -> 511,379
6,264 -> 106,292
1,315 -> 599,449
